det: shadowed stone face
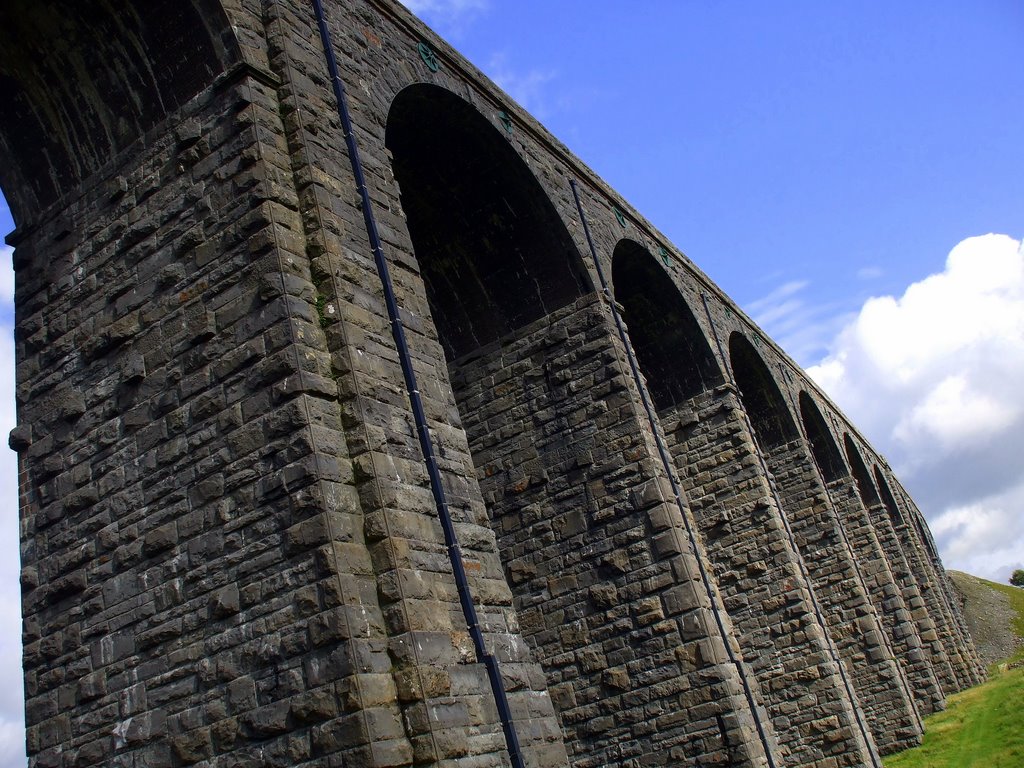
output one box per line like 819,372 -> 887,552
729,331 -> 799,449
0,0 -> 236,219
800,391 -> 847,483
0,2 -> 984,766
387,83 -> 589,360
612,240 -> 724,410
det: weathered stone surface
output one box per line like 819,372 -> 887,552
0,2 -> 980,767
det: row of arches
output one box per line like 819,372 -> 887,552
0,8 -> 982,762
384,80 -> 980,766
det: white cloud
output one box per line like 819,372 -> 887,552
894,374 -> 1010,450
856,265 -> 883,280
747,279 -> 810,316
0,720 -> 25,768
747,280 -> 813,337
809,234 -> 1024,582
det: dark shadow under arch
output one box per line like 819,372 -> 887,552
799,392 -> 847,483
874,466 -> 905,525
0,0 -> 237,221
844,435 -> 882,507
611,240 -> 723,410
386,83 -> 590,359
729,333 -> 798,449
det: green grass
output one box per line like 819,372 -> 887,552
883,666 -> 1024,768
883,577 -> 1024,768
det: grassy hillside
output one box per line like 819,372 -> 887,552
883,572 -> 1024,768
948,570 -> 1024,669
982,578 -> 1024,667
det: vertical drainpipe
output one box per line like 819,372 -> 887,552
308,2 -> 525,765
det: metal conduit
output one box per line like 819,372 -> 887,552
569,179 -> 778,768
698,292 -> 884,768
310,3 -> 525,765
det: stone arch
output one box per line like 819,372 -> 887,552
728,333 -> 799,449
840,434 -> 946,713
799,391 -> 847,483
844,435 -> 882,507
0,0 -> 238,222
874,466 -> 904,526
386,82 -> 591,360
876,466 -> 937,561
614,253 -> 883,765
611,239 -> 724,408
729,333 -> 922,754
874,466 -> 977,692
386,85 -> 764,766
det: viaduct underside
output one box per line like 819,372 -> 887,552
0,1 -> 983,766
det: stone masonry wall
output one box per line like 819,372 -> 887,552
823,477 -> 941,717
762,440 -> 920,754
871,472 -> 965,694
891,485 -> 986,687
14,69 -> 420,768
707,316 -> 983,705
2,1 -> 986,767
855,487 -> 955,707
452,294 -> 769,768
260,1 -> 569,764
661,385 -> 876,768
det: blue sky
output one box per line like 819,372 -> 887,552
0,1 -> 1022,764
409,2 -> 1023,364
400,0 -> 1024,578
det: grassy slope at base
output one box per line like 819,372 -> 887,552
883,666 -> 1023,768
884,574 -> 1024,768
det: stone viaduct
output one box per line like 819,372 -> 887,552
0,1 -> 983,766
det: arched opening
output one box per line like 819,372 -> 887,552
874,466 -> 904,525
844,434 -> 882,508
799,392 -> 846,483
390,85 -> 729,763
728,333 -> 798,449
386,83 -> 590,360
387,87 -> 764,766
729,333 -> 922,752
0,0 -> 237,222
842,439 -> 946,716
874,466 -> 966,695
613,254 -> 882,761
611,240 -> 723,409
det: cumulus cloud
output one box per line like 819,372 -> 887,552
809,234 -> 1024,582
931,486 -> 1024,580
0,245 -> 23,767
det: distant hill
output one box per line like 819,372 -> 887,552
948,570 -> 1024,670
